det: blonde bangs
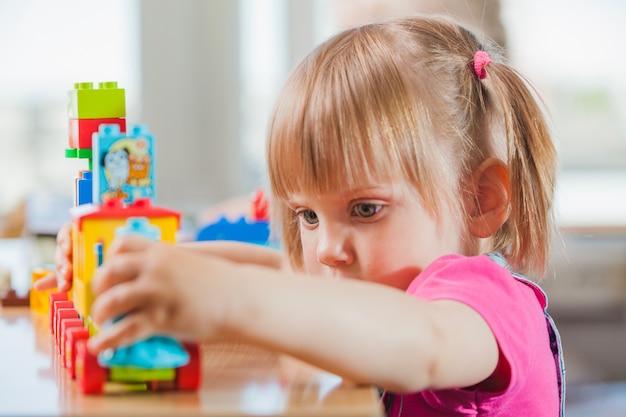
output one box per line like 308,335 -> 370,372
268,27 -> 424,201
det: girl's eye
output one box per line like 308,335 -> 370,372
352,203 -> 382,218
297,209 -> 319,225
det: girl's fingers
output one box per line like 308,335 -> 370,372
54,246 -> 72,288
87,311 -> 155,355
90,280 -> 152,325
56,222 -> 73,255
91,251 -> 146,296
33,272 -> 58,291
106,235 -> 154,258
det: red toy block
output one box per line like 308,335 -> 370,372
76,340 -> 107,394
60,318 -> 85,368
51,300 -> 74,335
66,327 -> 90,379
49,292 -> 69,331
176,343 -> 202,390
251,188 -> 269,221
68,117 -> 126,149
56,308 -> 79,351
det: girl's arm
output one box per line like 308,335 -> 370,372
33,226 -> 285,292
181,240 -> 287,270
88,237 -> 498,393
215,263 -> 499,393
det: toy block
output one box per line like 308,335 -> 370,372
176,343 -> 201,390
251,188 -> 270,221
66,148 -> 93,159
116,217 -> 161,240
30,267 -> 56,314
69,117 -> 126,149
75,171 -> 93,206
66,327 -> 90,379
75,339 -> 108,394
49,292 -> 69,328
66,148 -> 94,171
92,124 -> 156,204
68,82 -> 126,119
197,216 -> 270,246
71,277 -> 91,325
60,318 -> 85,368
56,308 -> 79,351
50,299 -> 73,333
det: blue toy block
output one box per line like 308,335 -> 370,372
196,216 -> 270,246
115,217 -> 161,241
75,171 -> 93,206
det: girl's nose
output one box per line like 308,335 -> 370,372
316,225 -> 354,267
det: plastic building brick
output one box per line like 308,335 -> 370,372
69,117 -> 126,150
75,339 -> 108,393
67,82 -> 126,119
92,124 -> 156,204
196,189 -> 271,245
115,217 -> 161,241
196,216 -> 270,245
65,327 -> 90,378
29,266 -> 57,314
60,318 -> 85,367
51,300 -> 74,333
75,171 -> 93,206
251,188 -> 270,221
70,199 -> 180,322
65,148 -> 93,161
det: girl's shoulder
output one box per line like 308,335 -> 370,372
410,253 -> 514,290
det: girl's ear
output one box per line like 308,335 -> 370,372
467,158 -> 510,238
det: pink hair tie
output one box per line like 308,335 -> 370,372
473,50 -> 491,80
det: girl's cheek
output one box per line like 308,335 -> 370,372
302,256 -> 320,275
299,236 -> 318,273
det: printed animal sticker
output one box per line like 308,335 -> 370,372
92,124 -> 156,204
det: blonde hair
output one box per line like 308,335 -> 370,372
267,15 -> 557,278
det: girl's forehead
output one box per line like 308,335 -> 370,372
286,178 -> 418,203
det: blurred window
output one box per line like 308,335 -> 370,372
0,0 -> 140,214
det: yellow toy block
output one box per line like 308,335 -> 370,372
30,267 -> 56,314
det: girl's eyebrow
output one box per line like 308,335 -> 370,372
346,186 -> 395,198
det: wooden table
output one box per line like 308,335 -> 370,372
0,306 -> 383,417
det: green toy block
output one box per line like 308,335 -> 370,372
109,366 -> 175,383
65,148 -> 93,170
67,82 -> 126,119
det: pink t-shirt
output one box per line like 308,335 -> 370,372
385,254 -> 561,416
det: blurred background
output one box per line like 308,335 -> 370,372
0,0 -> 625,414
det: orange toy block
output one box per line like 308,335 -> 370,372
30,267 -> 58,314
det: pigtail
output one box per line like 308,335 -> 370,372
487,64 -> 557,277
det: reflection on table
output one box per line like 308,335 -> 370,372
0,307 -> 383,416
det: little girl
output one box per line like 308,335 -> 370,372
44,15 -> 565,416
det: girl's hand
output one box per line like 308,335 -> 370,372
33,221 -> 73,292
87,235 -> 227,355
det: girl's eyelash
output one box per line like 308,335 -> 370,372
351,203 -> 383,218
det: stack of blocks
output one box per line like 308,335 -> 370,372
67,82 -> 126,205
41,81 -> 201,395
